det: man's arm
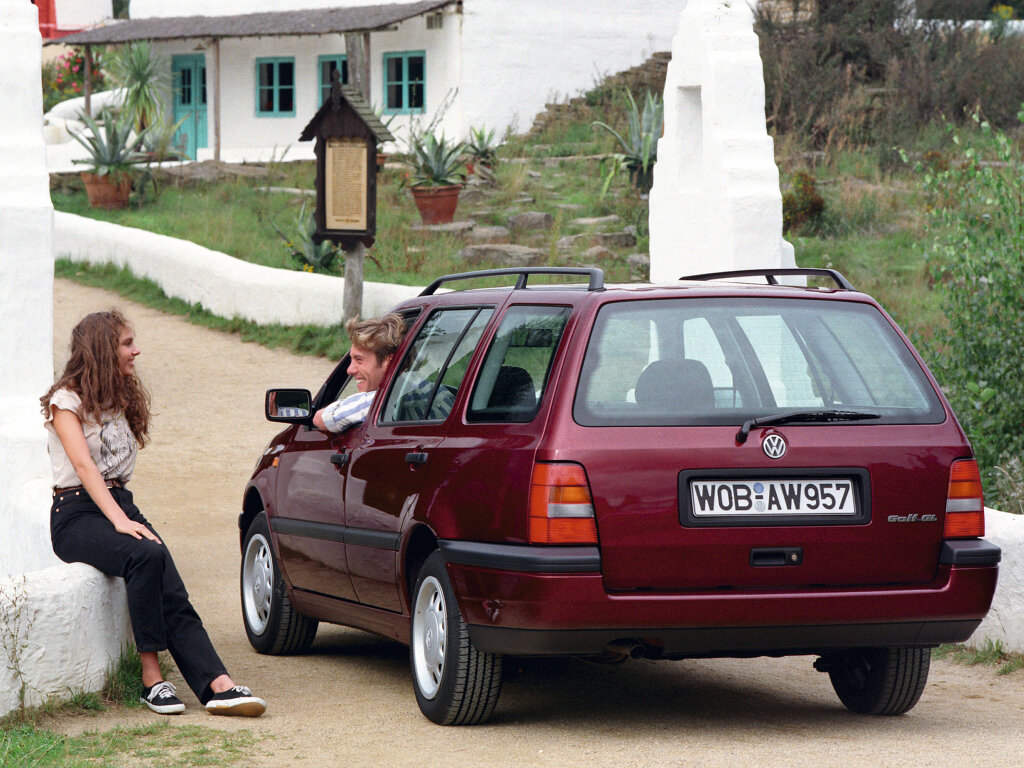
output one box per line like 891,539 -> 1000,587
314,390 -> 376,432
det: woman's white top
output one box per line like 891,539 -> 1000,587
43,388 -> 137,488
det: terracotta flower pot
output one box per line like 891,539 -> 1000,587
411,184 -> 461,225
376,152 -> 389,172
81,172 -> 132,209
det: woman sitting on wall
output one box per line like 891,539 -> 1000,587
41,309 -> 266,717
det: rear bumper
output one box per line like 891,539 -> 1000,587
439,539 -> 999,657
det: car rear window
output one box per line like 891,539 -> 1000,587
573,297 -> 945,427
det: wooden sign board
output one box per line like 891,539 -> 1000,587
300,77 -> 393,249
325,137 -> 368,231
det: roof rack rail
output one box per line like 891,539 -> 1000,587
680,268 -> 855,291
420,267 -> 605,296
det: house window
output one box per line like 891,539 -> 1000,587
319,55 -> 348,105
382,51 -> 425,114
256,57 -> 295,116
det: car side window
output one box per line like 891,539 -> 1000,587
380,307 -> 493,424
467,305 -> 570,423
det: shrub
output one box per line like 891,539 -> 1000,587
916,113 -> 1024,508
757,2 -> 1024,149
782,171 -> 825,232
41,48 -> 106,113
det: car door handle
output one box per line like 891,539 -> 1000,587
330,452 -> 349,466
405,452 -> 429,465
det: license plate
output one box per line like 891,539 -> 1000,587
690,478 -> 857,516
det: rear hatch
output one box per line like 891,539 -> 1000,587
563,292 -> 963,591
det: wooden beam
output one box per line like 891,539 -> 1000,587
211,38 -> 221,161
83,45 -> 93,116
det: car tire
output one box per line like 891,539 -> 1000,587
822,646 -> 930,715
241,512 -> 318,655
410,551 -> 503,725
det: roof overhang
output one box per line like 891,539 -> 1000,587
48,1 -> 458,46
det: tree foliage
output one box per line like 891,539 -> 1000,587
916,113 -> 1024,505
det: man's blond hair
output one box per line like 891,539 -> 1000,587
346,313 -> 406,364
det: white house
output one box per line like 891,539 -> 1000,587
51,0 -> 686,162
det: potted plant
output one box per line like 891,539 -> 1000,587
71,109 -> 147,209
406,131 -> 466,224
465,125 -> 498,175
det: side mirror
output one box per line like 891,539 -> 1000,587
266,388 -> 313,423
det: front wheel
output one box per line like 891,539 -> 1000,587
817,646 -> 930,715
241,512 -> 318,654
410,551 -> 502,725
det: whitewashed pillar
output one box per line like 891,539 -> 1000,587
648,0 -> 795,282
0,0 -> 60,577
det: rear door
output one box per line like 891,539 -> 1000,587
568,295 -> 960,592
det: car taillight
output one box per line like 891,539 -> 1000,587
944,459 -> 985,538
528,462 -> 597,544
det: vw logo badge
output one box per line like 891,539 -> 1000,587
762,433 -> 787,459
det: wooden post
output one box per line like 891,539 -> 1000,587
343,241 -> 365,323
211,39 -> 221,161
341,30 -> 371,322
83,45 -> 93,117
344,31 -> 371,102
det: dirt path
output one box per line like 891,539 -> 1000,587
49,279 -> 1024,767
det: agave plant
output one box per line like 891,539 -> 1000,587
70,109 -> 148,181
272,203 -> 342,273
465,125 -> 499,168
407,131 -> 466,187
592,89 -> 664,194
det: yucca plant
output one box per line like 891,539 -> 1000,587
592,89 -> 664,195
70,108 -> 148,182
107,41 -> 170,131
465,125 -> 499,168
272,203 -> 343,273
407,131 -> 466,187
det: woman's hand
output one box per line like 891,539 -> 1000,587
113,517 -> 162,544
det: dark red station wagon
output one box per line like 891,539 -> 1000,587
240,267 -> 1000,725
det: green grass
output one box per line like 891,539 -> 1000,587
935,639 -> 1024,676
0,722 -> 257,768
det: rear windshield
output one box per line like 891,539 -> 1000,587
573,297 -> 945,427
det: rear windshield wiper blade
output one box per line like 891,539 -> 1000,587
736,410 -> 880,444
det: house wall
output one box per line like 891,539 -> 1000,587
134,0 -> 686,157
150,11 -> 460,160
457,0 -> 682,136
56,0 -> 111,29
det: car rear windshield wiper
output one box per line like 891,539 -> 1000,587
736,410 -> 880,444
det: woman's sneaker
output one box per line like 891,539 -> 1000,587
205,686 -> 266,717
140,681 -> 185,714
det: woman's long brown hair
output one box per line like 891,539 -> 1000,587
40,309 -> 151,446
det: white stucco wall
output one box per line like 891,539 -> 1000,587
973,509 -> 1024,654
0,0 -> 131,720
56,0 -> 112,29
0,0 -> 61,579
0,565 -> 132,717
458,0 -> 681,136
54,212 -> 422,324
648,0 -> 794,281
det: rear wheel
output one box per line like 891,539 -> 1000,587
818,647 -> 930,715
410,551 -> 503,725
241,512 -> 318,654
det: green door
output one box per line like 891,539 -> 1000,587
172,54 -> 207,160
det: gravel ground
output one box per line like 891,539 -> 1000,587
48,278 -> 1024,768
